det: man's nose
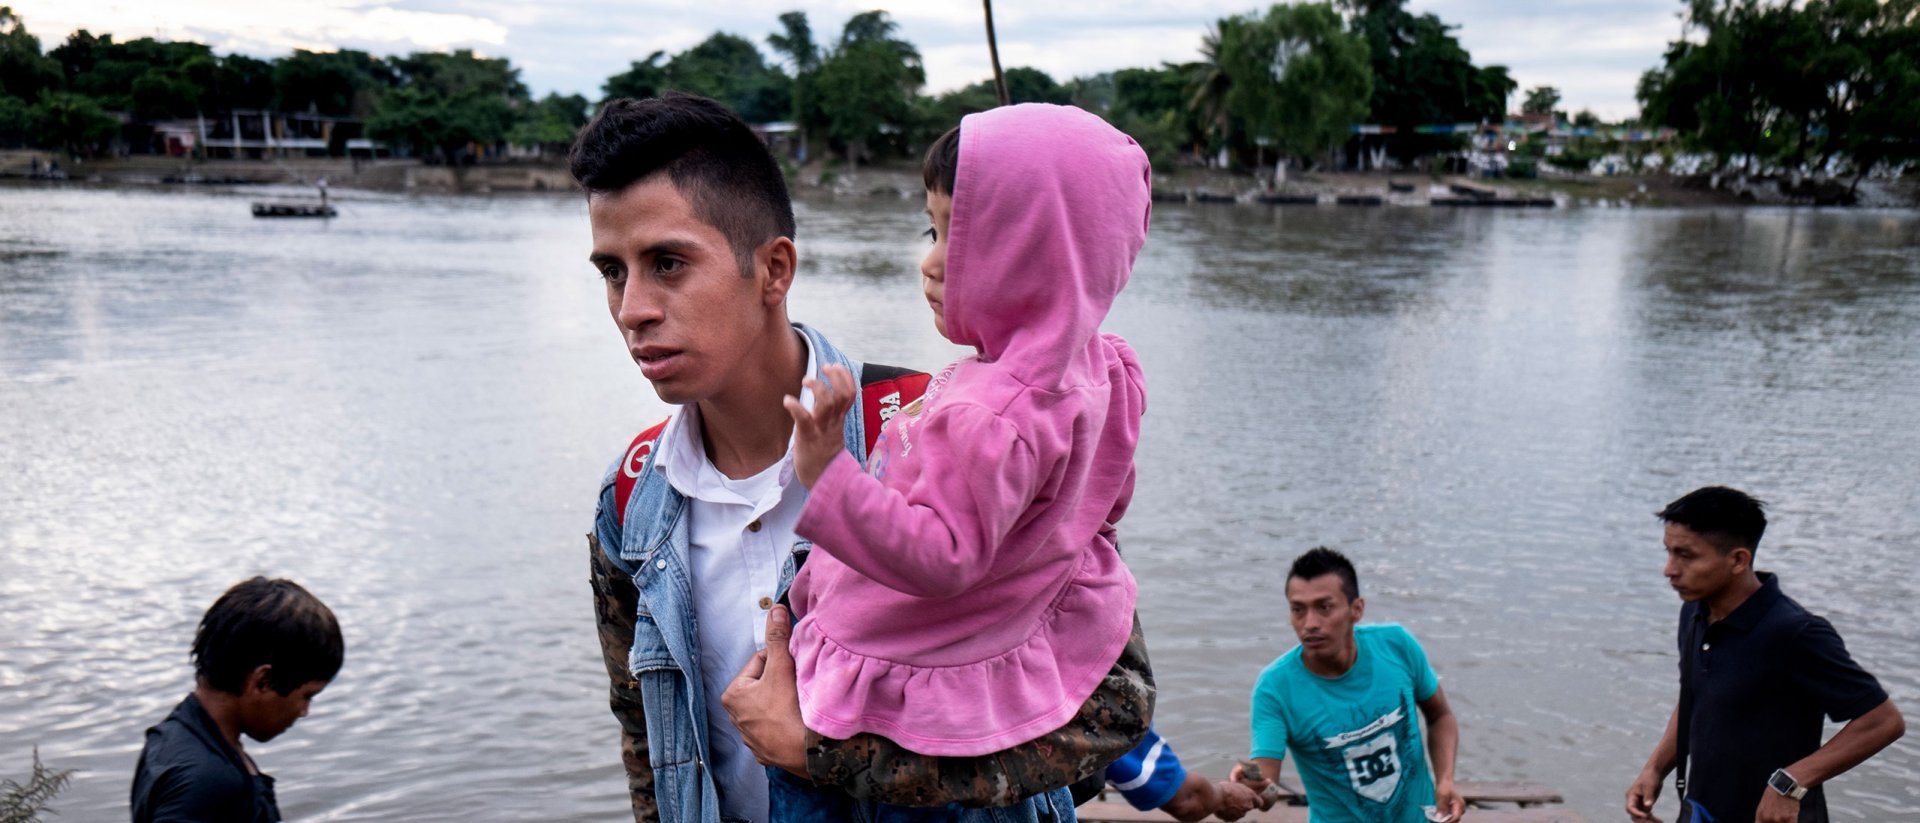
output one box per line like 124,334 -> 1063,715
616,281 -> 661,329
1663,556 -> 1680,578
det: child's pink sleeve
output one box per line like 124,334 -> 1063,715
796,402 -> 1043,598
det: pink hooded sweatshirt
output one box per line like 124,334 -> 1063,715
788,103 -> 1151,756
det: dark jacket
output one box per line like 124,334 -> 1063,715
131,693 -> 281,823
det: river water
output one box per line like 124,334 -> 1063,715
2,183 -> 1916,822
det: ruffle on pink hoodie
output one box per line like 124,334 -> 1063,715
788,103 -> 1152,756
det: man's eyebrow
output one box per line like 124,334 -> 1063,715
588,238 -> 702,266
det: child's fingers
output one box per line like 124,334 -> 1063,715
821,365 -> 855,416
782,395 -> 814,431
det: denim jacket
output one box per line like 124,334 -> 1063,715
592,323 -> 875,823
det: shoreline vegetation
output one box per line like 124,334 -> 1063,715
4,151 -> 1915,209
3,2 -> 1914,208
0,748 -> 75,823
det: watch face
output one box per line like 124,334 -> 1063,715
1769,770 -> 1797,794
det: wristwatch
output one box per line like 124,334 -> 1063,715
1767,768 -> 1808,800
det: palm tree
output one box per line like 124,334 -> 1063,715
1188,18 -> 1240,163
766,11 -> 819,75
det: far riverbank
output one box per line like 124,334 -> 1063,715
5,150 -> 1915,208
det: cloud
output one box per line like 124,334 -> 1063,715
21,0 -> 508,56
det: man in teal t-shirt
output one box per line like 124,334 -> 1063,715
1241,548 -> 1464,823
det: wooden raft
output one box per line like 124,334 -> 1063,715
1078,779 -> 1584,823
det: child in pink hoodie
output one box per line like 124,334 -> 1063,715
778,103 -> 1152,819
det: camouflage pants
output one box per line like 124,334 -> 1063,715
592,536 -> 1155,818
803,613 -> 1156,808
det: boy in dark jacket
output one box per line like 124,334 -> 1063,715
131,577 -> 343,823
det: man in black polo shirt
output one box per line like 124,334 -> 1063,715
1625,487 -> 1905,823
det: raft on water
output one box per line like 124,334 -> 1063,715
1079,779 -> 1584,822
1431,196 -> 1556,208
251,203 -> 337,218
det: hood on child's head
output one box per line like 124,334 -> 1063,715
942,103 -> 1152,381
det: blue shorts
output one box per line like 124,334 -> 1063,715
767,766 -> 1075,823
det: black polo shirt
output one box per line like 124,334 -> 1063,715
1678,572 -> 1887,823
131,693 -> 283,823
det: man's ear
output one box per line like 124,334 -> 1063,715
244,664 -> 274,695
1729,547 -> 1753,576
758,236 -> 797,307
1351,596 -> 1366,622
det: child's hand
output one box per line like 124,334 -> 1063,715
784,364 -> 856,488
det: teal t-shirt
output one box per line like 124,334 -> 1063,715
1250,624 -> 1440,823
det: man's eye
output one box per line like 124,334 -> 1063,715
922,227 -> 937,243
599,265 -> 624,281
656,257 -> 685,274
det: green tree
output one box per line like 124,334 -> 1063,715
814,38 -> 922,163
1188,18 -> 1241,154
0,7 -> 62,102
919,65 -> 1068,144
767,11 -> 821,75
48,33 -> 214,119
673,33 -> 790,122
28,91 -> 118,157
1638,0 -> 1920,176
206,54 -> 275,112
767,11 -> 824,157
603,32 -> 796,122
795,10 -> 924,164
1219,3 -> 1372,168
602,51 -> 668,100
1842,1 -> 1920,184
0,91 -> 28,141
1521,85 -> 1560,115
507,91 -> 590,152
367,50 -> 527,161
994,67 -> 1069,104
1339,0 -> 1514,161
274,49 -> 394,117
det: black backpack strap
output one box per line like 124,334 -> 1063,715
860,362 -> 919,385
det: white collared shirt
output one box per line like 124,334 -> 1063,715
650,339 -> 816,823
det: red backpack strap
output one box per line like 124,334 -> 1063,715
859,364 -> 931,456
613,417 -> 671,527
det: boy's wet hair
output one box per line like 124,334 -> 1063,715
922,125 -> 961,196
193,577 -> 344,695
1657,486 -> 1768,555
1288,546 -> 1360,603
569,92 -> 797,275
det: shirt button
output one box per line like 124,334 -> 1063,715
759,596 -> 773,610
655,559 -> 667,570
1702,643 -> 1710,651
748,520 -> 762,533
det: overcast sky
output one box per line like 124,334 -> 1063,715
18,0 -> 1691,121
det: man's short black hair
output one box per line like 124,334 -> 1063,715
193,577 -> 343,695
569,92 -> 796,274
922,125 -> 960,196
1657,486 -> 1768,555
1288,546 -> 1360,602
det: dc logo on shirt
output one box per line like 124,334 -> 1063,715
1342,733 -> 1400,803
